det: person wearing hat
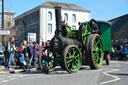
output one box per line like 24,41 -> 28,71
90,19 -> 99,34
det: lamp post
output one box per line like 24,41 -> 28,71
1,0 -> 4,44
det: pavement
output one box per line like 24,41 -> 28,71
0,66 -> 37,74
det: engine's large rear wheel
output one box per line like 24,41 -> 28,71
86,34 -> 104,69
80,22 -> 91,47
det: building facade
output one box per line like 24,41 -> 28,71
15,1 -> 90,44
109,14 -> 128,40
0,9 -> 15,29
0,9 -> 15,43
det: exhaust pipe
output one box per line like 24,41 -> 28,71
54,6 -> 62,36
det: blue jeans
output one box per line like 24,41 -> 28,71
0,59 -> 3,66
29,57 -> 32,65
7,53 -> 14,69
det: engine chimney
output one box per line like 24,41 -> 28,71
55,6 -> 62,36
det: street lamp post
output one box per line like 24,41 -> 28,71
2,0 -> 4,44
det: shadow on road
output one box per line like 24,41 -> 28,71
110,73 -> 128,76
20,66 -> 92,75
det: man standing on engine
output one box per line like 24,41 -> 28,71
90,19 -> 99,34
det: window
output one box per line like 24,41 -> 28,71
72,25 -> 76,30
7,22 -> 11,27
48,24 -> 52,33
72,14 -> 76,23
64,13 -> 68,22
48,12 -> 52,21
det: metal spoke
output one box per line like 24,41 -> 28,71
67,59 -> 72,64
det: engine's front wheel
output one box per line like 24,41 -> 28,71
63,45 -> 81,73
39,47 -> 55,73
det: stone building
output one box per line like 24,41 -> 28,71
109,14 -> 128,40
0,9 -> 15,43
15,1 -> 90,44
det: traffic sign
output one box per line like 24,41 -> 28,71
28,33 -> 36,42
0,30 -> 11,35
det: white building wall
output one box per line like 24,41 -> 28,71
40,7 -> 44,43
40,7 -> 90,43
61,9 -> 90,30
46,8 -> 56,42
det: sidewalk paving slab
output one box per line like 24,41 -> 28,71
0,66 -> 38,74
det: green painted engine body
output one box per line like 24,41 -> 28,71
66,21 -> 111,51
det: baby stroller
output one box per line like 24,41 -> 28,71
13,50 -> 28,72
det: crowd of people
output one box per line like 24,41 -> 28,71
111,39 -> 128,60
0,36 -> 50,73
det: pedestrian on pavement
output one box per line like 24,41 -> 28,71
7,37 -> 16,72
22,40 -> 28,66
19,44 -> 27,68
0,41 -> 5,72
124,44 -> 128,60
33,41 -> 38,68
39,41 -> 44,49
27,41 -> 33,68
18,41 -> 23,57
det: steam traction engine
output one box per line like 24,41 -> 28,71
39,7 -> 104,73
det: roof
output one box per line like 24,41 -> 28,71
0,9 -> 15,15
15,1 -> 90,20
108,14 -> 128,22
108,14 -> 128,31
40,1 -> 90,12
96,20 -> 111,26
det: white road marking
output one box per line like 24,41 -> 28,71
0,74 -> 28,83
9,78 -> 16,80
7,76 -> 14,78
0,78 -> 4,80
100,69 -> 120,85
1,80 -> 9,82
18,75 -> 27,77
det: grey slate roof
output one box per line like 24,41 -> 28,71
109,14 -> 128,31
15,1 -> 90,20
40,1 -> 90,12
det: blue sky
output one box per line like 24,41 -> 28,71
1,0 -> 128,21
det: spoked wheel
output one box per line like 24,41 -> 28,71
80,22 -> 91,47
86,34 -> 104,69
63,45 -> 81,73
39,47 -> 55,73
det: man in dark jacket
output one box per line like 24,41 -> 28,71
90,19 -> 99,34
7,37 -> 16,73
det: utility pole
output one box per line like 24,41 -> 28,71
2,0 -> 4,44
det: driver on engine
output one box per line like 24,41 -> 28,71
89,19 -> 99,34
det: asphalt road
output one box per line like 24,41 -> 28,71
0,61 -> 128,85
